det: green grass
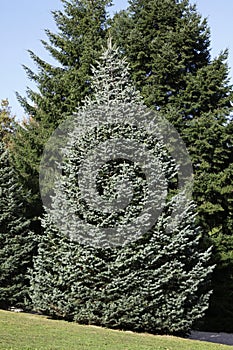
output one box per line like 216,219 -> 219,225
0,310 -> 232,350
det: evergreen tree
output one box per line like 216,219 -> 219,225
98,196 -> 212,335
112,0 -> 233,331
0,99 -> 15,147
12,0 -> 112,231
11,117 -> 46,230
30,43 -> 213,335
0,142 -> 34,309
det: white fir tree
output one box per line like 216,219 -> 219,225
31,40 -> 214,335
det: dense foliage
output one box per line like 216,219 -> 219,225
0,99 -> 15,146
0,142 -> 34,309
111,0 -> 233,331
30,44 -> 213,335
2,0 -> 231,332
12,0 -> 112,231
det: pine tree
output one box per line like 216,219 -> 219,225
30,42 -> 213,335
12,0 -> 112,231
112,0 -> 233,331
0,142 -> 34,309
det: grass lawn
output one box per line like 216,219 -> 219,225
0,310 -> 232,350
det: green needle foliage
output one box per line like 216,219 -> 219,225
30,43 -> 214,336
0,142 -> 34,309
111,0 -> 233,331
13,0 -> 232,330
12,0 -> 112,231
0,99 -> 15,147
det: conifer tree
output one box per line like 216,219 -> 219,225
30,43 -> 213,335
0,99 -> 15,147
0,142 -> 34,309
12,0 -> 112,230
11,117 -> 47,229
112,0 -> 233,331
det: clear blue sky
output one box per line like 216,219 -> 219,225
1,0 -> 232,118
